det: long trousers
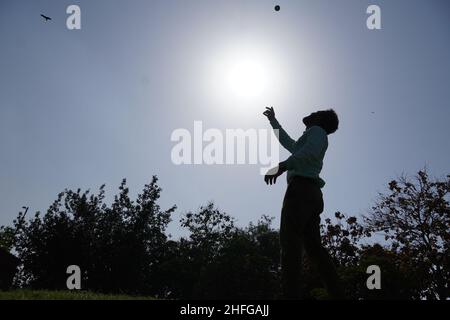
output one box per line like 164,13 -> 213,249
280,176 -> 344,299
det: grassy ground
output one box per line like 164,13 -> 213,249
0,289 -> 156,300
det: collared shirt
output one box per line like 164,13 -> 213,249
270,118 -> 328,188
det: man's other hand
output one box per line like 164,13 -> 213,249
264,165 -> 285,185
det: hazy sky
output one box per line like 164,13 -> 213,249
1,0 -> 449,238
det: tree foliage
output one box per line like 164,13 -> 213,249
9,176 -> 175,294
1,170 -> 448,299
365,170 -> 450,299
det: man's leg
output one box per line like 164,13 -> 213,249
280,200 -> 304,299
279,179 -> 313,299
303,214 -> 345,299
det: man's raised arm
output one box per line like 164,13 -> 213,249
263,107 -> 296,153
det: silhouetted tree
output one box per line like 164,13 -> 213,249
1,170 -> 448,300
0,226 -> 19,290
193,215 -> 280,299
180,202 -> 236,261
365,170 -> 450,299
158,206 -> 280,299
321,212 -> 371,267
0,226 -> 15,252
10,176 -> 175,295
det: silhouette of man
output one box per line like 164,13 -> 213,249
263,107 -> 343,299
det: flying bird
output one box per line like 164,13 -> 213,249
40,14 -> 52,22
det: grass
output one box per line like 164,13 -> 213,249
0,289 -> 156,300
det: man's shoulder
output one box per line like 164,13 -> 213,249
307,126 -> 328,138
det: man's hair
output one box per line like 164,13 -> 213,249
318,109 -> 339,135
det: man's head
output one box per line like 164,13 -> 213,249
303,109 -> 339,135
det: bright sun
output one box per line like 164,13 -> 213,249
222,57 -> 269,99
207,43 -> 286,105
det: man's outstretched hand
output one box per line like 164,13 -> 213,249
263,106 -> 275,121
264,163 -> 287,185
